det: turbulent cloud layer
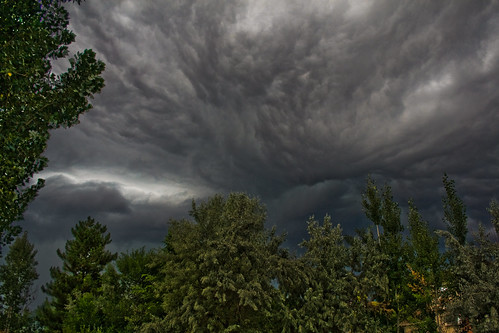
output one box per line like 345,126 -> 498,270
22,0 -> 499,300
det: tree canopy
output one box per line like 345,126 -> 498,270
0,0 -> 105,251
31,177 -> 499,332
153,193 -> 285,332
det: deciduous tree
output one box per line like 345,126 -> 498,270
361,177 -> 409,331
348,228 -> 391,331
153,193 -> 285,332
96,248 -> 164,332
297,215 -> 355,332
442,174 -> 468,245
405,200 -> 442,332
439,200 -> 499,332
0,0 -> 105,251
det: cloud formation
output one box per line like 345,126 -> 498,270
22,0 -> 499,302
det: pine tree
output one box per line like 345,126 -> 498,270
38,217 -> 117,332
0,231 -> 38,332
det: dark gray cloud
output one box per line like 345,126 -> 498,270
20,0 -> 499,305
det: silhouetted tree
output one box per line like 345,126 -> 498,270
0,232 -> 38,332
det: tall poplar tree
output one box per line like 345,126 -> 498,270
442,174 -> 468,245
406,200 -> 442,331
361,177 -> 410,331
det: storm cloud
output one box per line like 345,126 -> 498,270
22,0 -> 499,302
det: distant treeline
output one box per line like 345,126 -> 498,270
1,175 -> 498,332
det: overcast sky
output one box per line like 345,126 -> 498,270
20,0 -> 499,302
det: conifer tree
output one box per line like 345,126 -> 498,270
38,217 -> 117,332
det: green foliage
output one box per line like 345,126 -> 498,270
21,178 -> 497,332
358,178 -> 447,331
96,248 -> 164,332
438,201 -> 499,332
0,0 -> 105,251
296,216 -> 356,332
407,200 -> 441,276
348,228 -> 391,332
38,217 -> 117,332
0,231 -> 39,331
270,242 -> 307,332
442,174 -> 468,245
154,193 -> 285,332
361,178 -> 404,243
487,199 -> 499,237
361,177 -> 410,331
362,177 -> 383,229
405,201 -> 442,332
45,248 -> 163,333
63,291 -> 103,332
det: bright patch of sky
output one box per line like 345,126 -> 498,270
232,0 -> 287,34
37,170 -> 204,205
401,71 -> 455,124
481,35 -> 499,72
344,0 -> 372,19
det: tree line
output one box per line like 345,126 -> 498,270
1,176 -> 498,332
2,1 -> 498,332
